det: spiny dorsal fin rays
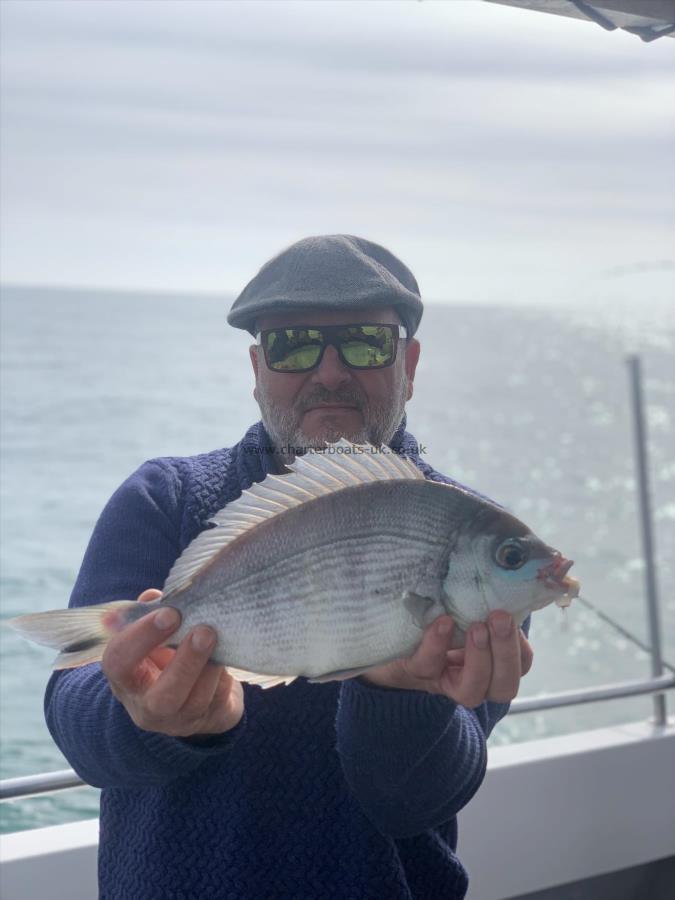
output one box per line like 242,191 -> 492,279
233,492 -> 289,513
228,505 -> 276,518
244,489 -> 298,510
288,439 -> 423,485
292,448 -> 364,486
222,514 -> 267,525
265,473 -> 331,497
207,486 -> 318,532
250,473 -> 328,502
239,492 -> 288,512
162,440 -> 423,597
357,447 -> 416,480
394,455 -> 419,476
292,455 -> 355,489
241,485 -> 301,508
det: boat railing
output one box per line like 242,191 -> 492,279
1,672 -> 673,801
2,355 -> 671,804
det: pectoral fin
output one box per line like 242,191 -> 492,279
404,592 -> 438,629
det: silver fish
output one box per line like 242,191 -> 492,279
8,441 -> 579,687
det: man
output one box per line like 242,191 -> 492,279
45,235 -> 532,900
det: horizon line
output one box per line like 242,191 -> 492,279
0,281 -> 579,311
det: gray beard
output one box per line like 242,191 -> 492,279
257,377 -> 408,463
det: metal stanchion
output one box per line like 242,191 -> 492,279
627,354 -> 667,726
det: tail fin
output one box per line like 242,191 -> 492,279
7,600 -> 140,669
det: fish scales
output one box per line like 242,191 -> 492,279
192,480 -> 457,589
165,481 -> 464,627
171,541 -> 442,674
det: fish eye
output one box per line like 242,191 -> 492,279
495,539 -> 529,570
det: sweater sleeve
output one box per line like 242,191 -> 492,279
44,459 -> 246,789
335,684 -> 486,839
335,617 -> 532,839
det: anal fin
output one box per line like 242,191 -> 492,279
307,665 -> 373,684
226,666 -> 297,689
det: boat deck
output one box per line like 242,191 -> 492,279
2,719 -> 674,900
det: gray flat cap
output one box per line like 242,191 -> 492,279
227,234 -> 423,336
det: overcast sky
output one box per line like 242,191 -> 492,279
1,0 -> 673,307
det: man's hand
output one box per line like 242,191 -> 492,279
101,589 -> 244,738
361,611 -> 533,707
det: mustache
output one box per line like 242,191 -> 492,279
295,387 -> 366,414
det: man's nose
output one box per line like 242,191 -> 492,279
310,344 -> 352,390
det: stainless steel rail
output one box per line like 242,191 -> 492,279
0,769 -> 85,800
509,673 -> 675,715
2,354 -> 670,803
627,355 -> 667,726
2,674 -> 674,800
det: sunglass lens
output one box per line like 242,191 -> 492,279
266,329 -> 323,372
340,326 -> 395,368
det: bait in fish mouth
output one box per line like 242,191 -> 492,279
7,440 -> 579,688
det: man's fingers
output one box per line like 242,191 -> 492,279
183,664 -> 233,722
357,615 -> 531,704
138,589 -> 163,603
403,616 -> 456,680
102,605 -> 182,692
443,622 -> 492,706
486,612 -> 522,702
146,626 -> 217,716
148,646 -> 177,669
519,631 -> 534,676
445,648 -> 465,667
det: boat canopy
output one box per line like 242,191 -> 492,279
484,0 -> 675,41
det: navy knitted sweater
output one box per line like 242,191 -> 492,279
44,421 -> 513,900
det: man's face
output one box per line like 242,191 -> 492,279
249,306 -> 420,454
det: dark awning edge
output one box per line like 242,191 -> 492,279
484,0 -> 675,41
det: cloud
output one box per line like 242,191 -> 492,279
1,0 -> 673,304
4,0 -> 674,79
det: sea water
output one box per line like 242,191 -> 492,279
1,285 -> 673,833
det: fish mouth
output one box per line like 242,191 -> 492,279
537,555 -> 575,592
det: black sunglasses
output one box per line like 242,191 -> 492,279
255,323 -> 407,374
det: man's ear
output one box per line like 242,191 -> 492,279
404,338 -> 421,401
249,344 -> 260,379
249,345 -> 260,402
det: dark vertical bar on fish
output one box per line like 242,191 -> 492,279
627,354 -> 667,726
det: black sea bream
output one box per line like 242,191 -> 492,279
9,441 -> 579,687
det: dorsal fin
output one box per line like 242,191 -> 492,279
162,439 -> 424,596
